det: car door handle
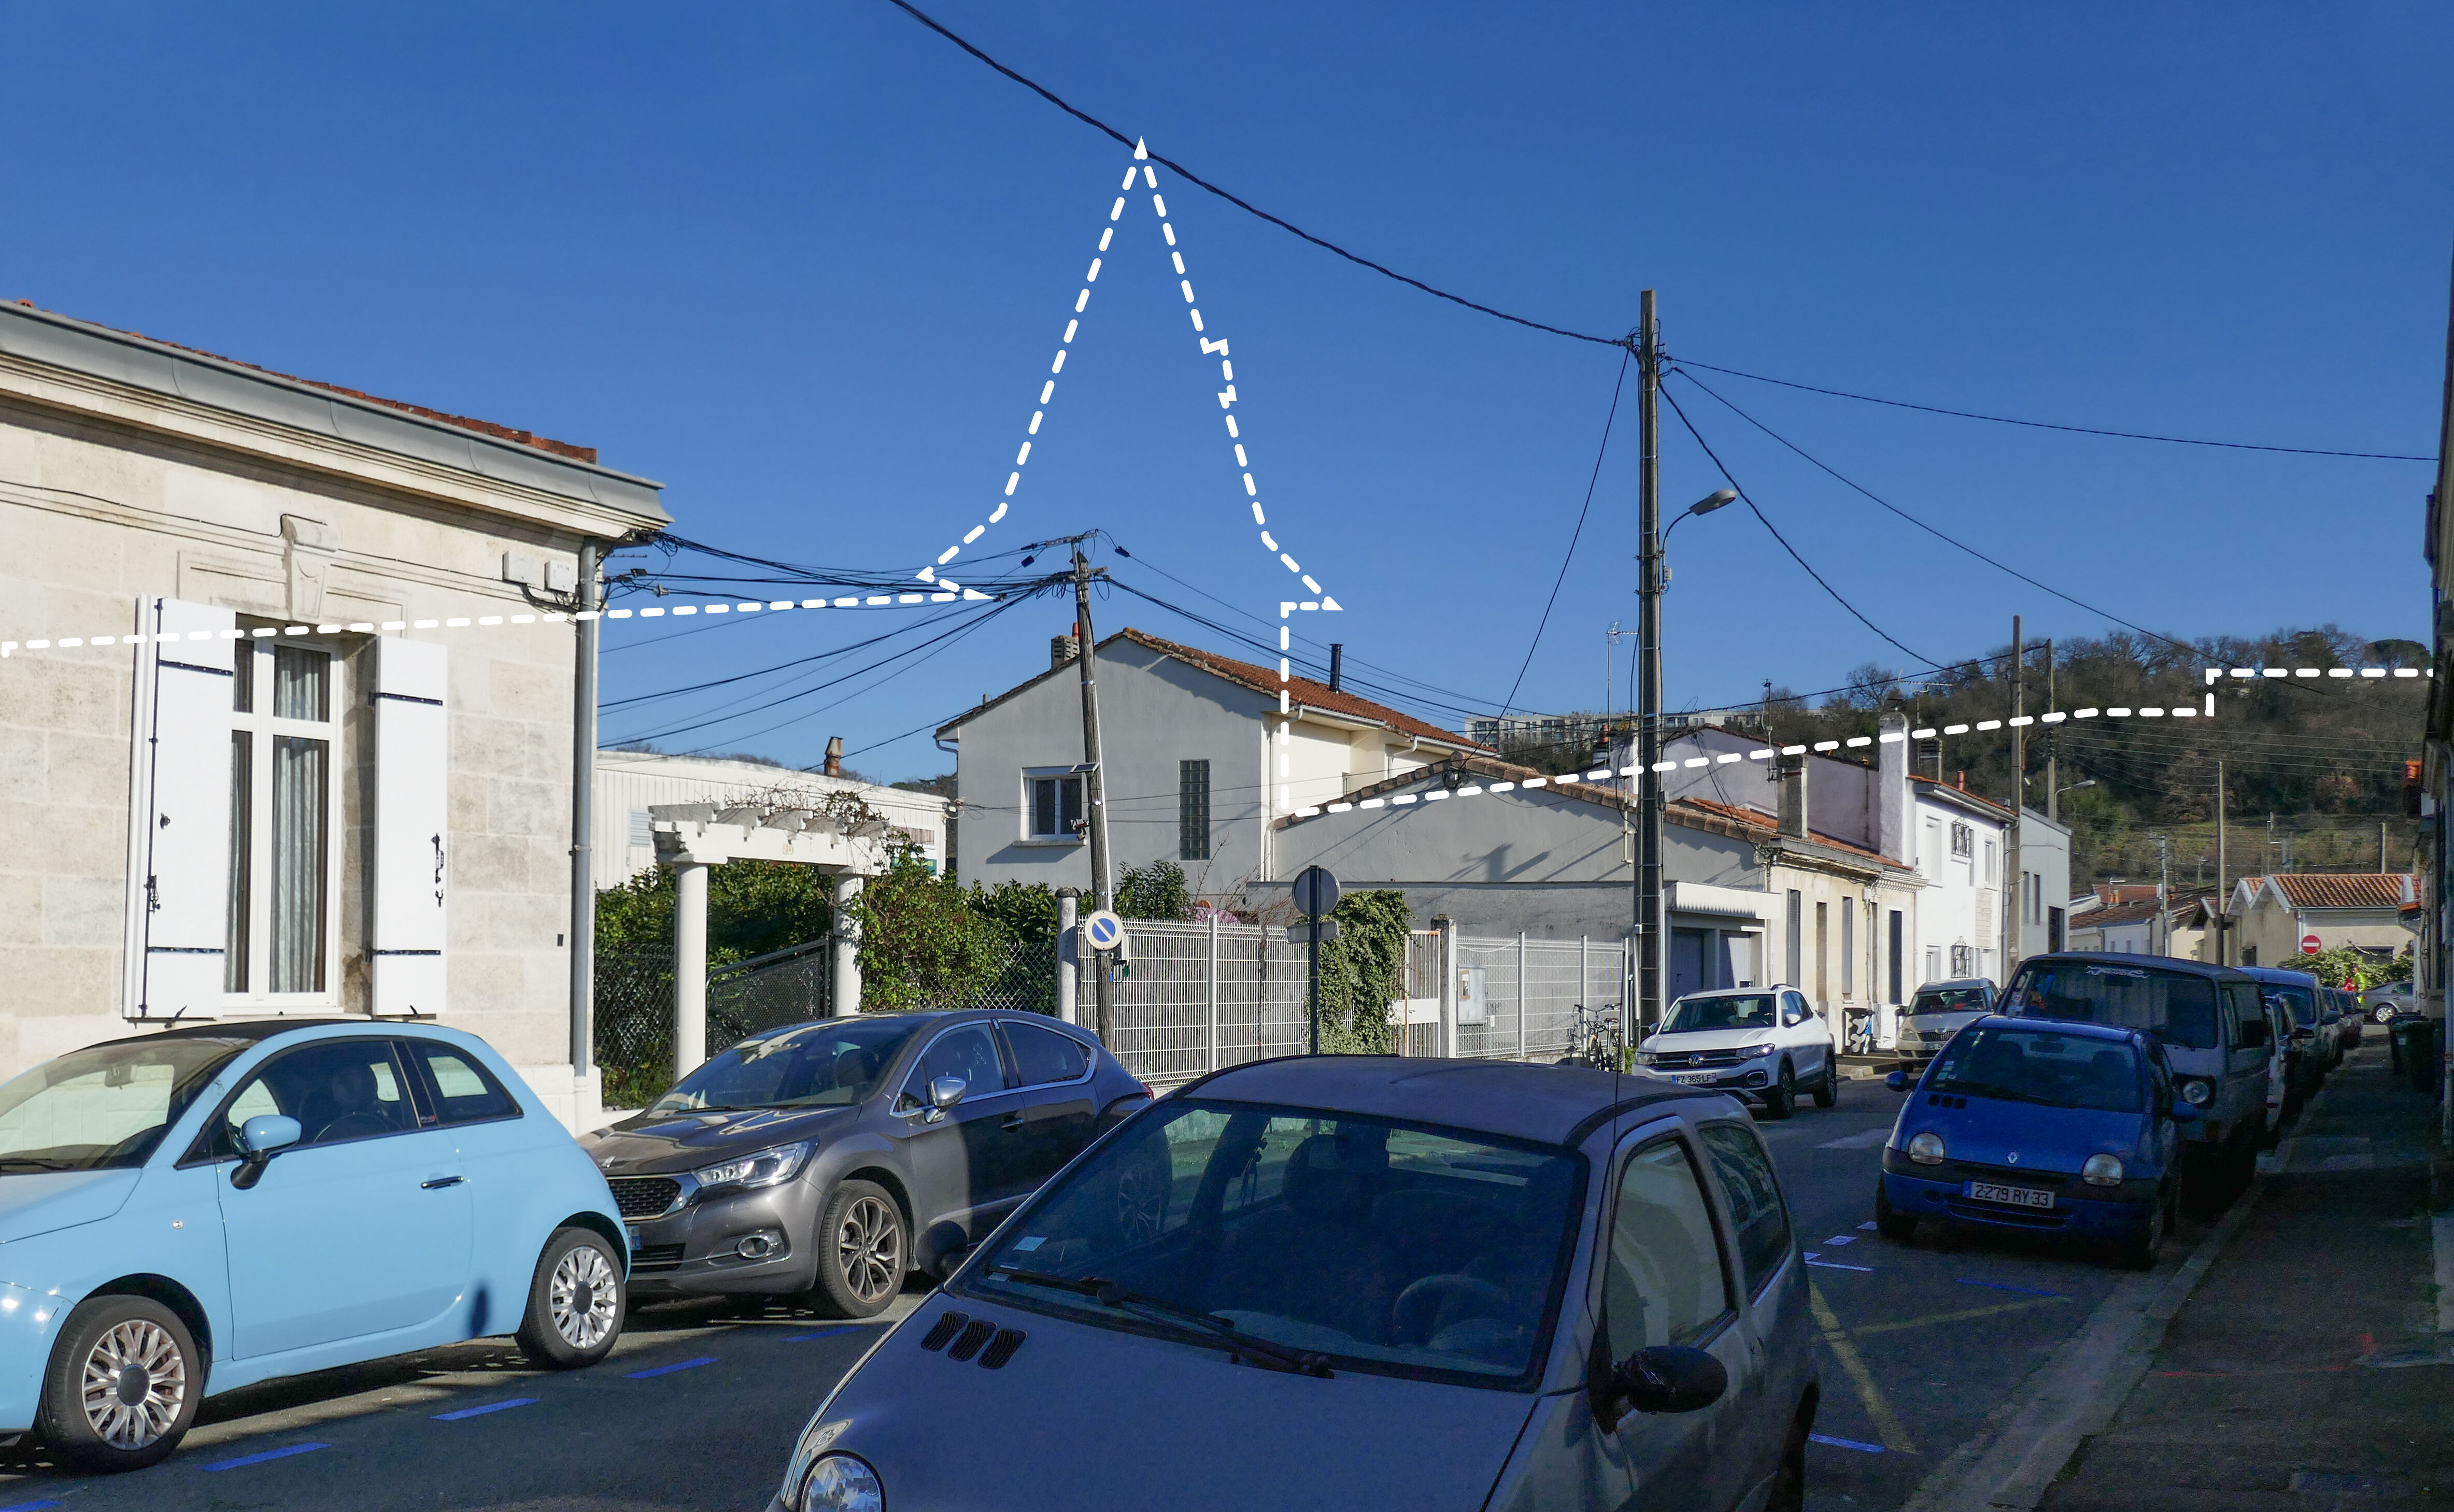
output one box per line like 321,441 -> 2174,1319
421,1175 -> 465,1189
1001,1112 -> 1028,1130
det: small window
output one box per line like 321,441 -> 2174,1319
1699,1123 -> 1793,1298
628,809 -> 652,848
1982,840 -> 1998,885
1004,1021 -> 1091,1087
404,1042 -> 520,1125
1604,1138 -> 1733,1357
1026,772 -> 1085,841
898,1023 -> 1008,1110
1179,759 -> 1212,862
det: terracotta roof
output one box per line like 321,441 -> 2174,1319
2093,883 -> 2166,907
2263,874 -> 2416,909
1115,630 -> 1474,748
9,298 -> 598,463
1677,796 -> 1917,873
1910,774 -> 2015,821
2076,899 -> 2167,928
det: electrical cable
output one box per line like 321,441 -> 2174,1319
1675,358 -> 2433,463
880,0 -> 1626,349
1500,347 -> 1629,717
1657,383 -> 1937,669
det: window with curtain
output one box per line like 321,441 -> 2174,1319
1025,770 -> 1084,840
225,638 -> 336,999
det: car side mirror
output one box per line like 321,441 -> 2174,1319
230,1114 -> 301,1189
1616,1345 -> 1727,1415
927,1076 -> 968,1121
1885,1071 -> 1909,1091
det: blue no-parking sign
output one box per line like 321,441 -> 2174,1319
1083,909 -> 1127,952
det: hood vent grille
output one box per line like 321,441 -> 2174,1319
916,1310 -> 1027,1368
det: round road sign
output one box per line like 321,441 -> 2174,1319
1292,865 -> 1342,919
1084,909 -> 1127,952
2300,934 -> 2322,954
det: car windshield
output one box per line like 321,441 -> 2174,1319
0,1038 -> 248,1173
962,1100 -> 1584,1389
1913,988 -> 1989,1014
1661,994 -> 1779,1033
2001,963 -> 2220,1049
648,1018 -> 923,1114
1927,1026 -> 2143,1113
2265,988 -> 2317,1028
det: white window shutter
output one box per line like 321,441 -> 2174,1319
135,598 -> 236,1018
373,637 -> 449,1016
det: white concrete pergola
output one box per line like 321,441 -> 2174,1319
648,801 -> 893,1075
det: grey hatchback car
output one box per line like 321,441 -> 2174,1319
580,1011 -> 1149,1317
768,1057 -> 1820,1512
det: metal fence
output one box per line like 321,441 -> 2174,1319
1098,918 -> 1311,1086
1452,932 -> 1628,1063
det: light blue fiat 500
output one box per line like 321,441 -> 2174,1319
0,1019 -> 628,1471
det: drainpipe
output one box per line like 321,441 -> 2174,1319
568,538 -> 600,1103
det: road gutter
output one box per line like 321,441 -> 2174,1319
1899,1107 -> 2307,1512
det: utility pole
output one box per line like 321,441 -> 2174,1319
2215,759 -> 2228,965
1071,543 -> 1115,1031
1633,290 -> 1666,1042
2043,639 -> 2059,823
2005,616 -> 2024,979
2155,832 -> 2172,957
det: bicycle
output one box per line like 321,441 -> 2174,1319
1557,1002 -> 1625,1070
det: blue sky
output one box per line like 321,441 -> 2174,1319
8,2 -> 2449,778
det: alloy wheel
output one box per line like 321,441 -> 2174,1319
79,1319 -> 186,1450
836,1195 -> 902,1305
1114,1159 -> 1169,1245
549,1244 -> 620,1350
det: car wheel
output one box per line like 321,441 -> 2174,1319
810,1179 -> 906,1320
515,1225 -> 626,1368
1765,1403 -> 1811,1512
1760,1063 -> 1797,1120
1110,1143 -> 1172,1248
1811,1062 -> 1837,1108
1874,1179 -> 1917,1241
38,1295 -> 202,1472
2116,1186 -> 2168,1271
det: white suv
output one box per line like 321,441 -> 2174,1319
1634,986 -> 1836,1118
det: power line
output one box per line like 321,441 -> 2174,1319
1676,358 -> 2434,463
880,0 -> 1626,349
1657,383 -> 1937,668
1501,347 -> 1629,717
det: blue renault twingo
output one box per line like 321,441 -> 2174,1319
1873,1016 -> 2194,1269
0,1020 -> 627,1471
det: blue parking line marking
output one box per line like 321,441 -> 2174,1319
623,1356 -> 719,1379
1956,1277 -> 2066,1297
1806,1260 -> 1875,1272
433,1396 -> 540,1421
1811,1433 -> 1887,1454
784,1326 -> 862,1342
201,1442 -> 330,1472
0,1497 -> 66,1510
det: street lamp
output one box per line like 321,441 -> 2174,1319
2059,778 -> 2097,795
1663,489 -> 1738,543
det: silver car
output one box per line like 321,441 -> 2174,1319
1899,978 -> 1995,1060
766,1057 -> 1821,1512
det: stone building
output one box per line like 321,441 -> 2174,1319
0,301 -> 666,1125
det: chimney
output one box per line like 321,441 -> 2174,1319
824,736 -> 844,777
1328,643 -> 1344,693
1051,633 -> 1078,670
1877,712 -> 1911,864
1956,770 -> 1967,792
1776,754 -> 1809,839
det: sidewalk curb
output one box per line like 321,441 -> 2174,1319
1898,1111 -> 2294,1512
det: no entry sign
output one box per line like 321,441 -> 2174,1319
2300,934 -> 2322,954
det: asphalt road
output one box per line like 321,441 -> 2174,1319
0,1074 -> 2215,1512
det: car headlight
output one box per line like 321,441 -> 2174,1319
1742,1043 -> 1778,1059
1907,1131 -> 1946,1165
1633,1052 -> 1657,1065
2178,1078 -> 2213,1107
796,1453 -> 884,1512
2082,1153 -> 2124,1187
693,1140 -> 813,1193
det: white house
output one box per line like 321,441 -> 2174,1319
937,628 -> 1480,903
0,299 -> 668,1126
2226,873 -> 2419,969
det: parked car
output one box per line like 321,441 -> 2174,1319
0,1020 -> 624,1472
1997,953 -> 2271,1213
2258,994 -> 2296,1143
1898,978 -> 1997,1061
765,1056 -> 1820,1512
2329,988 -> 2363,1049
1875,1017 -> 2194,1269
2364,986 -> 2416,1024
583,1011 -> 1149,1317
2245,968 -> 2329,1111
1635,986 -> 1837,1118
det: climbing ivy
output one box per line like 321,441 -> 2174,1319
1316,890 -> 1413,1054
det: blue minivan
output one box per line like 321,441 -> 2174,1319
1875,1016 -> 2194,1269
0,1020 -> 627,1471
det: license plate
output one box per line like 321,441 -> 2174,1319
1673,1072 -> 1721,1085
1964,1181 -> 2054,1210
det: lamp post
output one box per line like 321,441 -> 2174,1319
1632,285 -> 1737,1045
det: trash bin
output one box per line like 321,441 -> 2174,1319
2390,1017 -> 2436,1095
